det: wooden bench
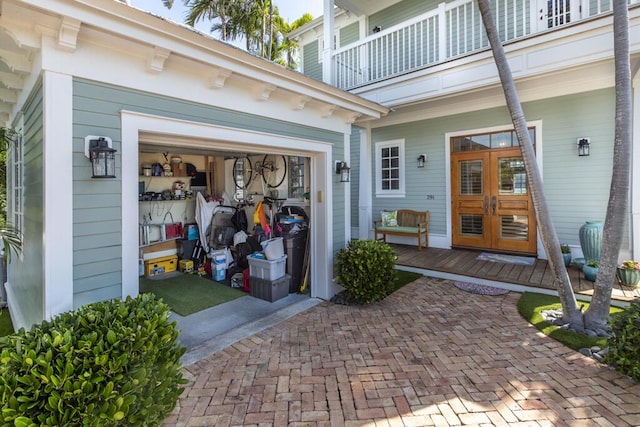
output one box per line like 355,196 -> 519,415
374,209 -> 429,250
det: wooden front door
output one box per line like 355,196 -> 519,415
452,145 -> 537,254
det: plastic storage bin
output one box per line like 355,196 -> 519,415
248,254 -> 287,280
250,274 -> 290,302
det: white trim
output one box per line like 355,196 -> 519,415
121,110 -> 336,300
374,139 -> 406,198
42,71 -> 74,319
358,127 -> 373,239
444,121 -> 544,256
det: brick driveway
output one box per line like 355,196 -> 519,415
164,277 -> 640,426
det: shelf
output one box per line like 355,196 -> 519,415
139,199 -> 194,203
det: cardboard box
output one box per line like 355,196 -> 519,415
179,259 -> 194,273
250,274 -> 290,302
144,255 -> 178,277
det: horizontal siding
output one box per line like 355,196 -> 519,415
340,22 -> 360,46
74,285 -> 121,310
370,0 -> 440,34
370,88 -> 619,248
302,40 -> 323,82
350,128 -> 362,228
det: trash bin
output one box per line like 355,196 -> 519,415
276,226 -> 308,292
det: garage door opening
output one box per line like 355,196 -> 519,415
137,147 -> 313,296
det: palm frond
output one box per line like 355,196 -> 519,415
0,222 -> 22,263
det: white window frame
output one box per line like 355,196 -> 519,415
375,139 -> 405,198
12,125 -> 24,237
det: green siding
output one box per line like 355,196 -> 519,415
10,79 -> 45,326
73,78 -> 343,306
302,39 -> 322,82
350,128 -> 362,228
340,22 -> 360,46
369,0 -> 439,35
370,88 -> 616,247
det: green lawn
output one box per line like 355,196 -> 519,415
392,269 -> 423,293
517,292 -> 624,350
0,309 -> 14,337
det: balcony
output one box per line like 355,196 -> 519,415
331,0 -> 635,90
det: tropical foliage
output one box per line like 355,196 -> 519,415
162,0 -> 312,68
0,127 -> 22,262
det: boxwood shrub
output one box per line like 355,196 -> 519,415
336,239 -> 398,304
0,294 -> 187,426
605,299 -> 640,382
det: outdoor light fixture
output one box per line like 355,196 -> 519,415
85,135 -> 116,178
417,153 -> 427,168
372,25 -> 382,33
335,161 -> 350,183
577,137 -> 591,157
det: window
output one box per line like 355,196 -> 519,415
375,139 -> 405,197
12,127 -> 24,234
288,156 -> 306,199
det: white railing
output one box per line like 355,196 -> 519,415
332,0 -> 629,89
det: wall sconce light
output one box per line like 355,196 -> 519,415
335,161 -> 350,183
417,153 -> 427,168
577,137 -> 590,157
372,25 -> 382,33
85,135 -> 116,178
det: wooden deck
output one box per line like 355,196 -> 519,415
392,244 -> 640,303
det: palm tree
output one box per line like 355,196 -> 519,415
476,0 -> 583,327
162,0 -> 238,41
583,0 -> 631,330
271,13 -> 313,68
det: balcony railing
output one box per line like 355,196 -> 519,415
332,0 -> 630,90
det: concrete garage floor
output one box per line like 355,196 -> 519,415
172,292 -> 321,365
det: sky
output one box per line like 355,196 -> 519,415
130,0 -> 324,33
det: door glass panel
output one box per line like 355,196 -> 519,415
459,160 -> 483,195
491,132 -> 511,149
498,157 -> 527,195
461,215 -> 483,236
452,135 -> 490,152
546,0 -> 571,28
500,215 -> 528,240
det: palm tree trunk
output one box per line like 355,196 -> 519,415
476,0 -> 582,325
583,0 -> 631,330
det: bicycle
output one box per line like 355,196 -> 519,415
255,154 -> 287,189
232,156 -> 253,189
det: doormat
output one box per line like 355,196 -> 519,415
476,252 -> 535,266
453,281 -> 510,296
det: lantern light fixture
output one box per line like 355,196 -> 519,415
577,137 -> 590,157
85,135 -> 117,178
417,153 -> 427,168
335,161 -> 350,183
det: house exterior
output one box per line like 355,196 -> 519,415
291,0 -> 640,261
0,0 -> 388,330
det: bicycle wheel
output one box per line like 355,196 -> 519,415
261,154 -> 287,188
233,156 -> 253,189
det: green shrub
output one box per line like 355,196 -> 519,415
0,294 -> 187,426
336,240 -> 398,304
605,299 -> 640,382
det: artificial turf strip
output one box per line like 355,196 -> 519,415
391,270 -> 423,293
517,292 -> 624,351
139,274 -> 246,316
0,309 -> 14,337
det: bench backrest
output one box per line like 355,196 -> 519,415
397,209 -> 429,227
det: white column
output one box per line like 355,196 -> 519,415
322,0 -> 334,85
43,71 -> 74,319
358,127 -> 373,240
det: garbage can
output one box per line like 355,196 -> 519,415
277,225 -> 308,292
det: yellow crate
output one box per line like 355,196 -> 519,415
179,259 -> 194,273
144,255 -> 178,277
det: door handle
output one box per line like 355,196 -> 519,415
484,196 -> 489,215
492,196 -> 497,216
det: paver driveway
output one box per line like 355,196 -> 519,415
164,276 -> 640,426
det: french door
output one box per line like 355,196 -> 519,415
451,147 -> 537,254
